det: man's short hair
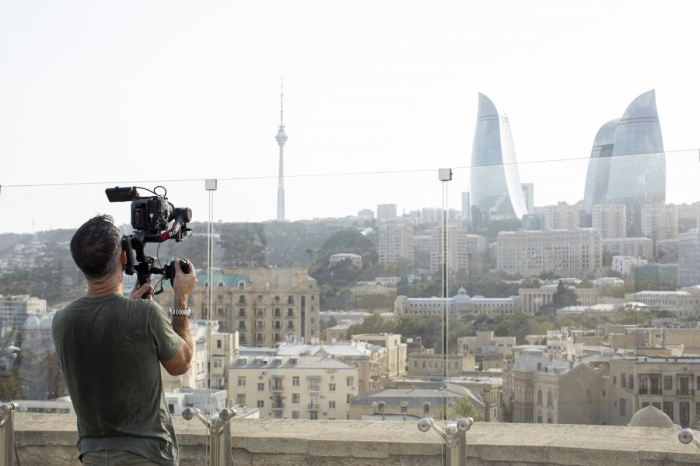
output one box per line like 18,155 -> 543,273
70,215 -> 122,280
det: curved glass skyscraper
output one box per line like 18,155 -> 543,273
582,90 -> 665,216
470,93 -> 528,220
581,119 -> 619,216
605,89 -> 665,206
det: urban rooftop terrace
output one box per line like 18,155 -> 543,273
12,413 -> 700,466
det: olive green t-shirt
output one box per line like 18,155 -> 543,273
52,293 -> 182,466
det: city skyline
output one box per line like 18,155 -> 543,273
1,2 -> 700,233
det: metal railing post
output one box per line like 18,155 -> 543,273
183,407 -> 236,466
0,403 -> 18,466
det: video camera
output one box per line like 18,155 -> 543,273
106,186 -> 192,295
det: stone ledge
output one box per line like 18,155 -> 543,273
12,414 -> 700,466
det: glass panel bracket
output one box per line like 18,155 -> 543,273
183,407 -> 236,466
418,417 -> 472,466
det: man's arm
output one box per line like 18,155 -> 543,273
161,259 -> 197,376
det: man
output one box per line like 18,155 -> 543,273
52,215 -> 197,466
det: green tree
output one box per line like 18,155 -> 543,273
552,281 -> 578,309
438,396 -> 485,422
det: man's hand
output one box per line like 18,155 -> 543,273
129,281 -> 154,300
173,258 -> 197,309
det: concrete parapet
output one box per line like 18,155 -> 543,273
11,413 -> 700,465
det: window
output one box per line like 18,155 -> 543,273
547,391 -> 553,408
613,376 -> 617,385
310,413 -> 318,420
639,376 -> 648,394
213,359 -> 222,368
293,377 -> 300,386
238,377 -> 246,387
168,403 -> 175,414
257,333 -> 263,342
257,400 -> 264,408
537,390 -> 543,406
217,340 -> 222,349
663,401 -> 674,421
292,411 -> 300,419
621,373 -> 626,388
237,394 -> 246,405
628,374 -> 634,390
239,308 -> 246,317
257,383 -> 264,391
664,376 -> 673,391
292,394 -> 300,404
329,401 -> 336,409
620,399 -> 626,417
537,416 -> 542,423
347,377 -> 355,387
329,383 -> 336,392
347,394 -> 352,404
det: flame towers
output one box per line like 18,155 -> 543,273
582,90 -> 665,215
470,93 -> 529,220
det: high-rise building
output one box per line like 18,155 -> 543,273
521,183 -> 535,214
275,82 -> 288,221
496,228 -> 602,278
642,204 -> 678,245
470,93 -> 529,220
582,90 -> 665,216
592,204 -> 627,239
377,204 -> 397,221
462,192 -> 471,224
378,220 -> 414,268
678,229 -> 700,287
429,222 -> 469,274
0,294 -> 46,330
544,202 -> 581,230
602,237 -> 654,260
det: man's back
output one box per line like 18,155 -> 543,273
52,293 -> 182,466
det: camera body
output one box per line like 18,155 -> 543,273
106,186 -> 192,294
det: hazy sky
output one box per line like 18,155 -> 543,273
1,1 -> 700,233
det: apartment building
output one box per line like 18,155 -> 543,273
602,237 -> 654,261
458,332 -> 516,358
351,333 -> 407,380
679,229 -> 700,287
428,223 -> 487,274
228,352 -> 359,420
496,229 -> 602,278
518,285 -> 600,314
642,204 -> 678,244
592,204 -> 627,239
624,290 -> 700,317
378,220 -> 414,268
544,202 -> 581,230
407,348 -> 475,376
395,288 -> 520,318
21,311 -> 56,358
612,256 -> 648,276
278,339 -> 400,394
377,204 -> 397,221
0,295 -> 46,330
348,383 -> 485,421
160,321 -> 238,391
157,268 -> 320,347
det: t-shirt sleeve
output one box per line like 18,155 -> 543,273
148,302 -> 183,362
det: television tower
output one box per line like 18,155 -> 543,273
275,78 -> 288,221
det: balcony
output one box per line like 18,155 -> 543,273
11,414 -> 700,465
677,388 -> 695,397
308,385 -> 320,392
271,384 -> 285,392
308,403 -> 320,410
272,403 -> 284,410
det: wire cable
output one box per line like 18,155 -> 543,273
1,148 -> 698,189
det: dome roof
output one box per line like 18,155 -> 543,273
628,405 -> 674,428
